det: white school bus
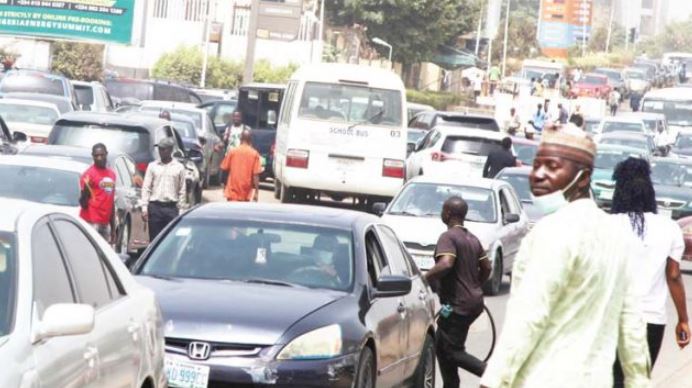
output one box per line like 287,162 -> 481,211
273,63 -> 408,205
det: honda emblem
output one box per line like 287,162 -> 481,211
188,341 -> 211,360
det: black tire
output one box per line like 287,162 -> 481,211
353,347 -> 375,388
116,220 -> 130,255
202,164 -> 210,189
412,334 -> 436,388
273,180 -> 281,200
483,252 -> 503,296
280,183 -> 294,204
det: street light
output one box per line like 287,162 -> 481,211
372,37 -> 393,65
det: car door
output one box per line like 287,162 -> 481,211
52,218 -> 141,387
204,114 -> 223,175
114,155 -> 148,250
498,187 -> 523,270
364,229 -> 407,388
376,225 -> 432,380
31,219 -> 97,388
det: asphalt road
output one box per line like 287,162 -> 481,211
203,185 -> 692,388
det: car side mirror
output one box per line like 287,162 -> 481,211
198,136 -> 207,146
12,131 -> 27,143
173,149 -> 185,159
407,142 -> 415,156
504,213 -> 520,224
374,275 -> 412,298
33,304 -> 95,343
372,202 -> 388,216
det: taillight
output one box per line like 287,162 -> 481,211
382,159 -> 405,178
286,149 -> 309,168
30,136 -> 47,144
431,152 -> 448,162
136,162 -> 148,174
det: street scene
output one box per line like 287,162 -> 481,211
2,0 -> 692,387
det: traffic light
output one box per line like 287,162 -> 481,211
629,28 -> 636,44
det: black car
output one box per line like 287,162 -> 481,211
651,158 -> 692,219
47,111 -> 204,205
132,203 -> 437,388
408,111 -> 500,132
19,144 -> 150,255
105,78 -> 202,105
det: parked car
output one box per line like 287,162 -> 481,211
651,157 -> 692,219
589,144 -> 648,209
377,175 -> 529,295
131,202 -> 437,388
0,198 -> 166,388
407,102 -> 434,122
406,126 -> 507,180
677,216 -> 692,261
407,128 -> 427,157
2,92 -> 76,114
408,111 -> 500,131
495,166 -> 543,226
583,117 -> 603,135
105,78 -> 202,105
71,80 -> 115,112
18,145 -> 149,255
47,111 -> 203,205
593,67 -> 627,97
623,67 -> 651,95
0,98 -> 60,144
597,131 -> 657,156
198,99 -> 239,134
136,109 -> 223,188
569,73 -> 612,99
0,69 -> 77,106
511,136 -> 538,166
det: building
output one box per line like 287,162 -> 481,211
613,0 -> 670,40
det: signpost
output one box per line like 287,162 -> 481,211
537,0 -> 593,58
0,0 -> 135,45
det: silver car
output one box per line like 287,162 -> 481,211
0,199 -> 166,388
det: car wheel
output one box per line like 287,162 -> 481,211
116,220 -> 130,255
274,179 -> 281,200
353,347 -> 375,388
280,182 -> 295,204
412,334 -> 435,388
483,251 -> 503,296
202,164 -> 210,189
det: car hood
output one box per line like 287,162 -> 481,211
136,276 -> 345,345
381,214 -> 497,251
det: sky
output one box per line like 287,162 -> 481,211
667,0 -> 692,23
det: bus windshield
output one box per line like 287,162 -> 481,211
642,99 -> 692,126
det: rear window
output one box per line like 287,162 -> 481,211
602,122 -> 645,133
74,85 -> 94,106
105,80 -> 153,101
0,103 -> 58,126
1,74 -> 66,96
0,164 -> 79,206
50,123 -> 151,155
441,136 -> 503,156
437,116 -> 499,131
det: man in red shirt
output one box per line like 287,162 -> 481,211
79,143 -> 117,243
220,130 -> 261,202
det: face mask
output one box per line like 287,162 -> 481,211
532,170 -> 585,216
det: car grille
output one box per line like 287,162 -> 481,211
403,242 -> 436,251
657,198 -> 686,210
166,337 -> 265,358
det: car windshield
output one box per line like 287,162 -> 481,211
1,74 -> 65,96
441,136 -> 503,156
625,71 -> 645,80
642,99 -> 692,126
600,137 -> 647,151
139,218 -> 354,291
0,164 -> 79,206
437,116 -> 500,131
0,103 -> 58,126
298,82 -> 402,126
141,107 -> 203,129
602,122 -> 645,133
651,161 -> 691,186
388,183 -> 497,223
584,120 -> 601,134
595,150 -> 641,170
583,76 -> 606,85
50,124 -> 151,155
105,80 -> 153,101
676,134 -> 692,148
513,142 -> 537,165
496,173 -> 531,203
171,120 -> 196,138
0,232 -> 16,337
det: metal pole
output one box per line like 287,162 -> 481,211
319,0 -> 325,63
501,0 -> 511,77
388,45 -> 392,64
200,0 -> 212,88
475,0 -> 484,56
581,0 -> 587,57
605,0 -> 615,53
536,0 -> 543,43
243,0 -> 260,83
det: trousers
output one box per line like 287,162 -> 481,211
148,202 -> 179,241
612,323 -> 665,388
436,311 -> 487,388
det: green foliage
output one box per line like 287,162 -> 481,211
326,0 -> 480,64
151,46 -> 297,88
567,50 -> 634,70
637,17 -> 692,58
588,23 -> 626,52
406,89 -> 466,110
51,42 -> 104,81
491,3 -> 540,62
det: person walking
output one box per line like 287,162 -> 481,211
557,103 -> 569,124
473,73 -> 483,99
488,65 -> 501,95
528,104 -> 546,134
223,111 -> 251,153
141,138 -> 187,241
630,92 -> 642,112
483,137 -> 516,178
425,196 -> 491,388
480,126 -> 650,388
608,89 -> 621,116
220,130 -> 262,202
79,143 -> 116,243
610,158 -> 690,388
568,104 -> 584,128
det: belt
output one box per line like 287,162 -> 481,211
150,201 -> 177,207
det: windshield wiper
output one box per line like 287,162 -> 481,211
146,274 -> 179,281
347,109 -> 385,131
387,210 -> 421,216
244,278 -> 301,288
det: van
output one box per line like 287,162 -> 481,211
274,63 -> 407,205
641,88 -> 692,137
105,78 -> 202,105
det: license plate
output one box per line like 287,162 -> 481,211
413,255 -> 435,270
660,208 -> 673,219
599,190 -> 613,200
165,358 -> 210,388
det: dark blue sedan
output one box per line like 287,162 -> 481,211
132,203 -> 437,388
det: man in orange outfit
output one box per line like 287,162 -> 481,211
220,130 -> 261,202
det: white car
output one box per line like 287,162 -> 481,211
379,175 -> 529,295
596,116 -> 648,136
406,126 -> 508,180
0,99 -> 60,144
71,80 -> 115,112
138,100 -> 216,138
0,198 -> 166,388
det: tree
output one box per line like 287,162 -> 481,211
491,6 -> 540,63
151,46 -> 203,86
51,42 -> 104,81
638,17 -> 692,58
587,23 -> 625,52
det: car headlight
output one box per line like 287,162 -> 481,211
276,324 -> 342,360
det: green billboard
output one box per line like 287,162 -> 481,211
0,0 -> 135,45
